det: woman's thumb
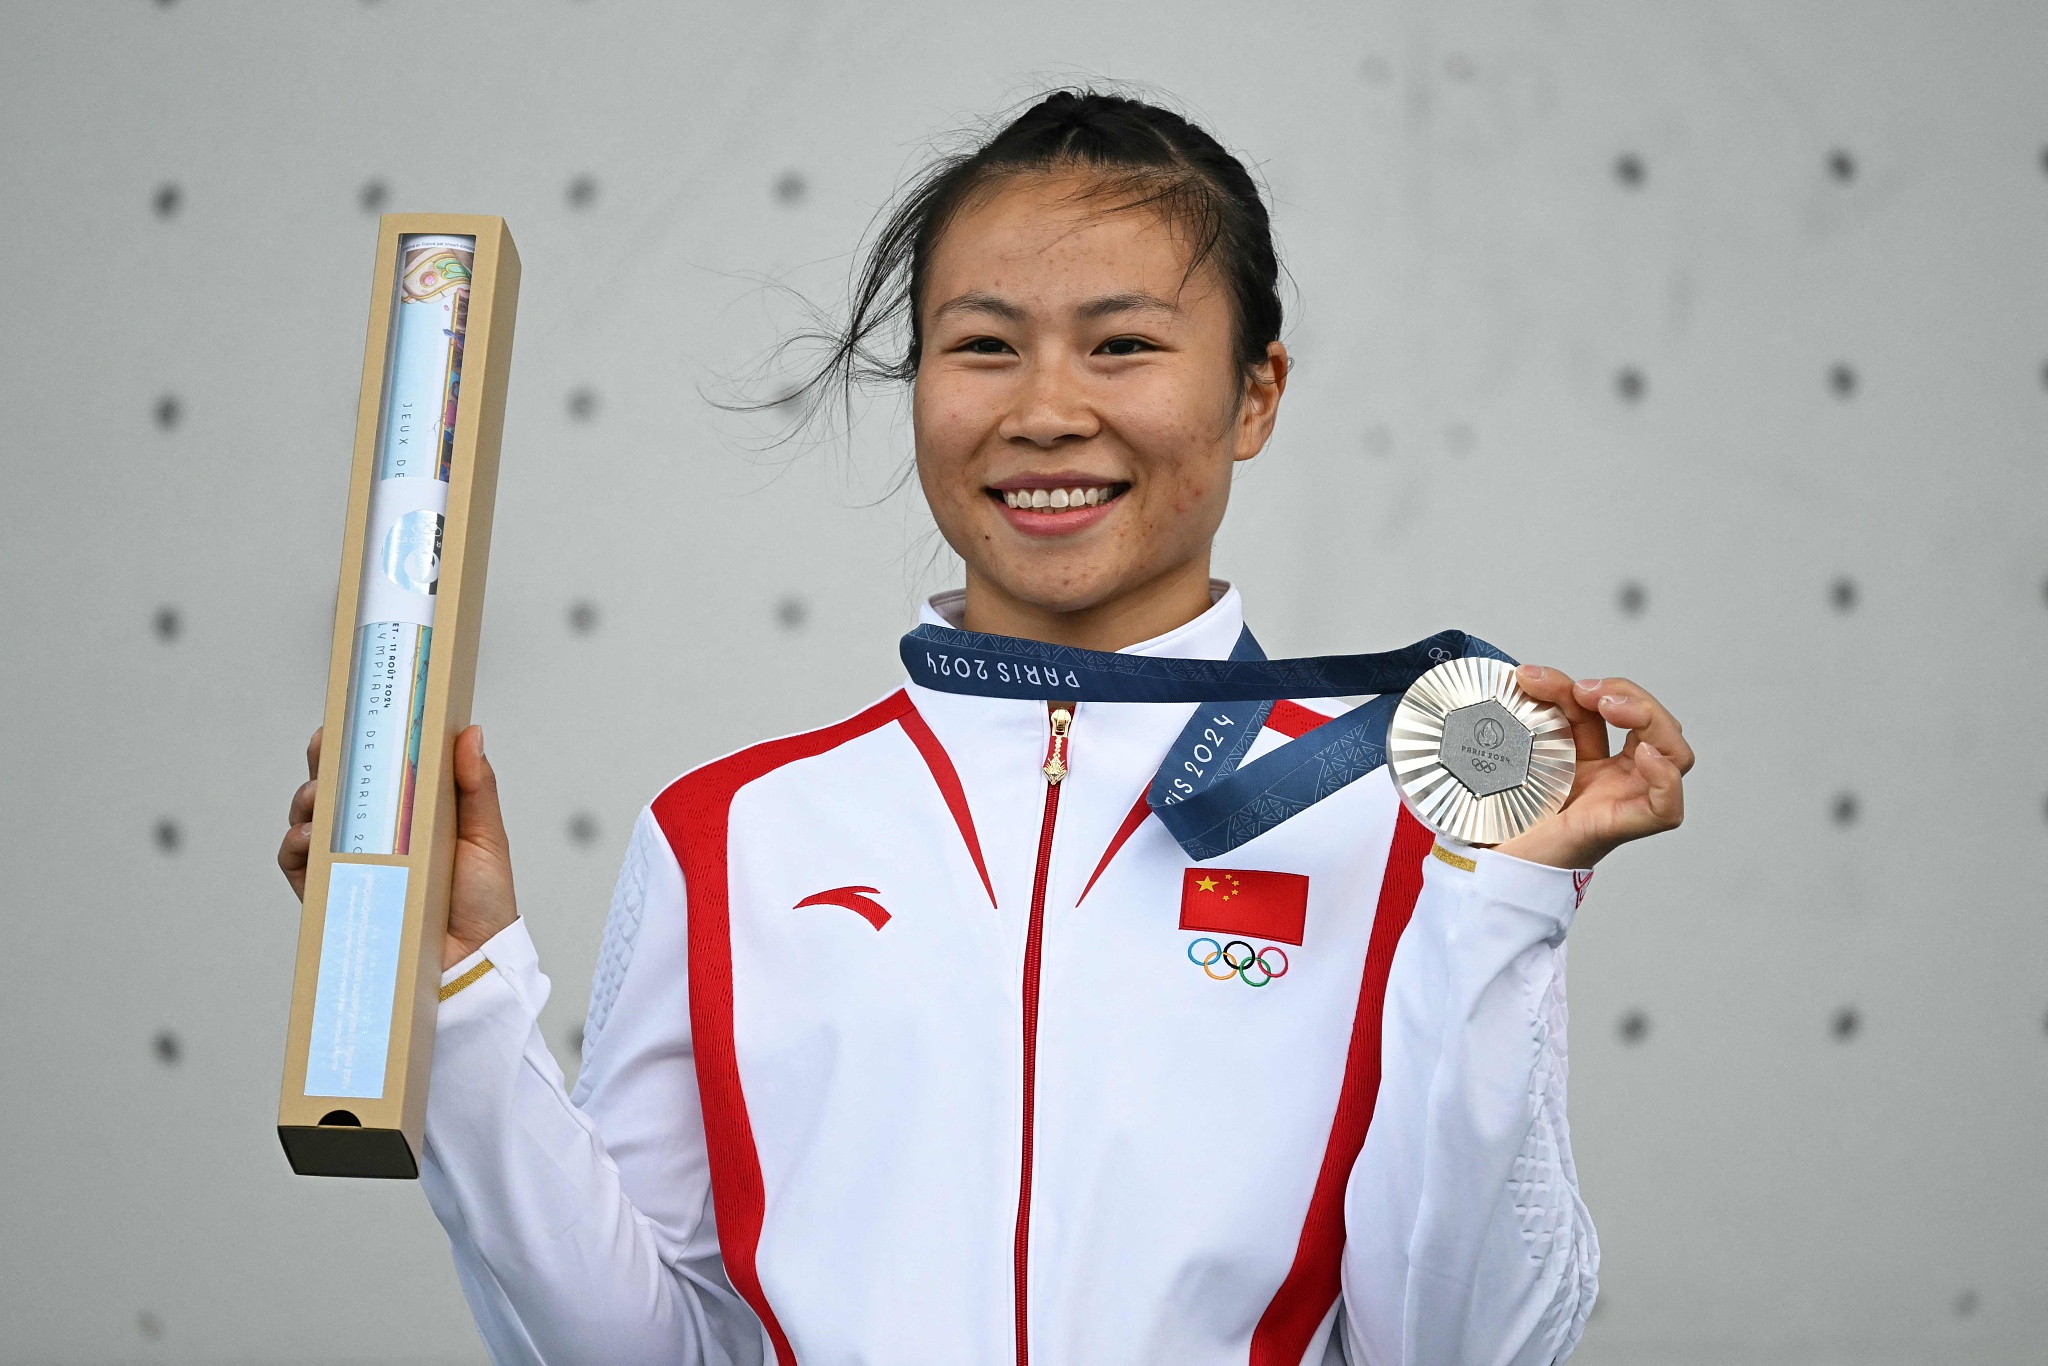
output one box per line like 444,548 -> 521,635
453,725 -> 509,853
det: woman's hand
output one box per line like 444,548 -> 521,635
278,724 -> 520,971
1490,666 -> 1692,870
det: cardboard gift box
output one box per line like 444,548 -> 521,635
278,214 -> 520,1178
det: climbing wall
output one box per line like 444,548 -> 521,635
1,1 -> 2042,1361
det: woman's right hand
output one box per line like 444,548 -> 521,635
279,724 -> 520,971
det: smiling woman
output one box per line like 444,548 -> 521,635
914,168 -> 1285,645
783,91 -> 1290,649
280,87 -> 1691,1366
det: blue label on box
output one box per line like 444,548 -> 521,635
304,862 -> 409,1099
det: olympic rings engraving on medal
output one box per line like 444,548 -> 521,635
1186,937 -> 1292,988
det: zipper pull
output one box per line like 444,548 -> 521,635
1042,706 -> 1072,785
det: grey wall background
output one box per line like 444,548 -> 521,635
2,1 -> 2044,1362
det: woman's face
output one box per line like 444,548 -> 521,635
912,172 -> 1285,642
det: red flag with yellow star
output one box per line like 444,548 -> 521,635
1178,868 -> 1309,946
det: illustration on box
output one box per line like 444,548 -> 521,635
334,235 -> 473,858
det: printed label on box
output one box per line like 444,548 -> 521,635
304,862 -> 409,1099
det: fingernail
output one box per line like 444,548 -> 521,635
1517,664 -> 1544,683
1638,741 -> 1662,761
475,726 -> 485,758
1577,677 -> 1603,691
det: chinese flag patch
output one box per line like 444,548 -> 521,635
1178,868 -> 1310,946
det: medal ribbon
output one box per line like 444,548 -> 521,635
901,623 -> 1515,860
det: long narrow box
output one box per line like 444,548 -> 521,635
278,215 -> 520,1178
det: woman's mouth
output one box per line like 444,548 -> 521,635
987,479 -> 1129,537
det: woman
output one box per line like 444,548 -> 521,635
280,90 -> 1689,1366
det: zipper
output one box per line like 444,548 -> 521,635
1014,702 -> 1071,1366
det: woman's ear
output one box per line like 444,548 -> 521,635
1232,341 -> 1289,462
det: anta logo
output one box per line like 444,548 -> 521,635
793,885 -> 890,930
1188,937 -> 1290,988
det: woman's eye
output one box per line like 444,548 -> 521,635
960,336 -> 1013,355
1098,336 -> 1154,357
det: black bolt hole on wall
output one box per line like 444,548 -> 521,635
1830,792 -> 1859,826
1828,363 -> 1857,398
154,394 -> 181,430
776,595 -> 810,631
1831,1006 -> 1860,1041
136,1311 -> 163,1340
152,1030 -> 181,1065
566,174 -> 598,209
774,170 -> 808,206
152,182 -> 180,219
359,178 -> 388,213
1617,1009 -> 1650,1044
318,1110 -> 361,1127
1828,576 -> 1857,613
154,818 -> 181,852
568,599 -> 600,635
1613,152 -> 1646,188
1615,367 -> 1646,402
153,605 -> 181,641
1827,148 -> 1857,182
566,386 -> 599,421
567,812 -> 599,846
1616,581 -> 1647,617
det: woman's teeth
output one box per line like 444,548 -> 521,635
1003,487 -> 1110,510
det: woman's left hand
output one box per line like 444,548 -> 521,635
1490,665 -> 1692,870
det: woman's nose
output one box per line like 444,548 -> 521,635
997,358 -> 1099,447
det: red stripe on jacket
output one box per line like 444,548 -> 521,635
1247,805 -> 1436,1361
651,690 -> 988,1365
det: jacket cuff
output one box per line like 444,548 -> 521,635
1471,845 -> 1589,934
1428,838 -> 1589,935
437,918 -> 540,1008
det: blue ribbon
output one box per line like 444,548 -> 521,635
901,623 -> 1515,861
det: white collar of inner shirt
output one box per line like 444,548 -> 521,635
917,580 -> 1246,664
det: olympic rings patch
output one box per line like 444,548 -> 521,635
1186,937 -> 1290,988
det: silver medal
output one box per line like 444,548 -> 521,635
1389,656 -> 1575,845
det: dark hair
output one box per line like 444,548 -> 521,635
769,88 -> 1284,428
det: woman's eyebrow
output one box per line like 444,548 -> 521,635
932,291 -> 1026,323
930,290 -> 1181,324
1077,291 -> 1180,320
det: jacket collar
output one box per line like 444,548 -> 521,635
915,579 -> 1245,664
902,582 -> 1248,922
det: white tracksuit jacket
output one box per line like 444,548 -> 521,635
420,584 -> 1599,1366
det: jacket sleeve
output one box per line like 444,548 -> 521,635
418,806 -> 764,1366
1337,842 -> 1600,1366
